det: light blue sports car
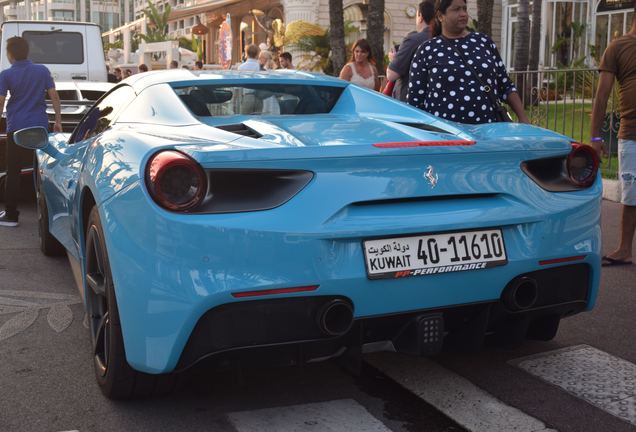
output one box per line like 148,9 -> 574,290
14,70 -> 602,399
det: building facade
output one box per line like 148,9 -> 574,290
0,0 -> 504,68
2,0 -> 632,70
159,0 -> 503,67
1,0 -> 131,31
501,0 -> 635,69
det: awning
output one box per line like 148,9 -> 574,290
344,4 -> 365,23
169,0 -> 242,21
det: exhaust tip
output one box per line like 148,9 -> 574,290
503,277 -> 539,311
318,300 -> 354,337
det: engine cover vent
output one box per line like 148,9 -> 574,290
215,123 -> 262,139
397,122 -> 451,134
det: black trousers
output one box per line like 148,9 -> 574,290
3,132 -> 34,220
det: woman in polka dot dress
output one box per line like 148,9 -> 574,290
407,0 -> 529,124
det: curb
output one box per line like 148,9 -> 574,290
602,178 -> 621,202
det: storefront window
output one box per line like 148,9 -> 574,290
504,0 -> 543,69
509,20 -> 517,65
610,13 -> 624,41
343,4 -> 391,53
572,2 -> 587,60
594,0 -> 634,63
595,15 -> 609,61
505,0 -> 587,68
344,4 -> 364,46
542,0 -> 589,67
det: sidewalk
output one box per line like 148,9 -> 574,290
602,178 -> 621,202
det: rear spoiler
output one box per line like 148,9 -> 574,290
46,99 -> 95,114
0,99 -> 97,135
46,99 -> 96,132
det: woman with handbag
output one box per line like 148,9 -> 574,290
407,0 -> 529,124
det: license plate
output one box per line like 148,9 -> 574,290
363,229 -> 507,279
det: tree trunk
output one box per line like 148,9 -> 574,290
513,0 -> 530,103
529,0 -> 542,70
328,0 -> 346,76
476,0 -> 494,37
367,0 -> 385,74
513,0 -> 530,71
528,0 -> 543,105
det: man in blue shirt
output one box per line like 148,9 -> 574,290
0,36 -> 61,227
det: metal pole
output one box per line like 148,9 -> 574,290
571,70 -> 576,140
579,69 -> 586,143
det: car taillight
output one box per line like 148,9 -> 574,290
521,143 -> 600,192
567,143 -> 599,187
146,150 -> 207,211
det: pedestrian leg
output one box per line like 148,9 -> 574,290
4,132 -> 22,221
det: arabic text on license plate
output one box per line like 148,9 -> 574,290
363,229 -> 507,279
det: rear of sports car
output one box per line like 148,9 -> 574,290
99,114 -> 602,376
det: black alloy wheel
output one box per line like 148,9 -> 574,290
85,219 -> 110,377
84,206 -> 174,399
85,206 -> 136,399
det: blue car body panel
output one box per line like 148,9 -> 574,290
34,70 -> 602,374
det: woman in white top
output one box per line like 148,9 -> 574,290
339,39 -> 380,91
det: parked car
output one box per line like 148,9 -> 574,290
0,81 -> 113,201
47,81 -> 115,131
13,70 -> 602,399
0,20 -> 110,201
0,20 -> 107,82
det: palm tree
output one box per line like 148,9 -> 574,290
513,0 -> 530,102
528,0 -> 543,105
528,0 -> 542,71
329,0 -> 346,76
367,0 -> 385,73
137,0 -> 172,43
476,0 -> 494,36
513,0 -> 530,71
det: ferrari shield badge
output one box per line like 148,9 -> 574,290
424,165 -> 438,188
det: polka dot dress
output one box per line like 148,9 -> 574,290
407,32 -> 516,124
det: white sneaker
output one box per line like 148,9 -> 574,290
0,211 -> 19,227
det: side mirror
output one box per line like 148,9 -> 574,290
13,126 -> 49,150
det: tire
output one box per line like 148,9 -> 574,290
85,206 -> 174,399
0,172 -> 5,202
36,178 -> 65,257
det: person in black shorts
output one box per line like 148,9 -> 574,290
0,37 -> 62,227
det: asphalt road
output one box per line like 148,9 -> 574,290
0,200 -> 634,432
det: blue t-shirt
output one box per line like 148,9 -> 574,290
0,59 -> 54,132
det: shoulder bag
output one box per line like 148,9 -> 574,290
441,37 -> 512,122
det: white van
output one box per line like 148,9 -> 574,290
0,20 -> 107,82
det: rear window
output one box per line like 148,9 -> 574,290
47,89 -> 79,101
173,84 -> 344,116
22,31 -> 84,64
80,90 -> 107,101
